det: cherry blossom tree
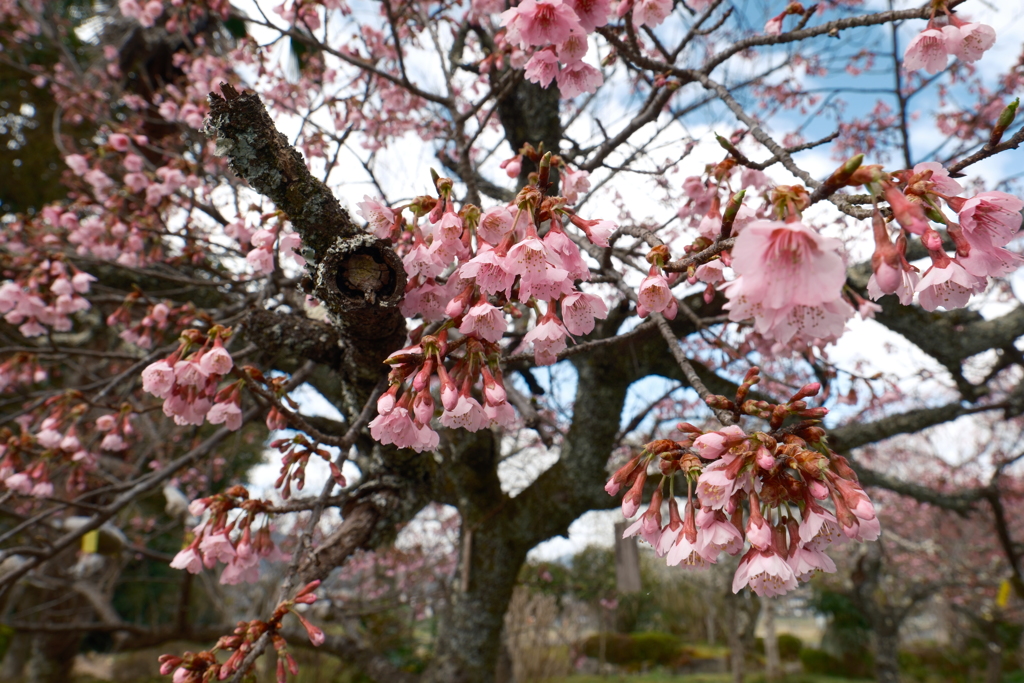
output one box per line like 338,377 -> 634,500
1,0 -> 1023,682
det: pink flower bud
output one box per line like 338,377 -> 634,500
377,384 -> 399,415
413,392 -> 434,425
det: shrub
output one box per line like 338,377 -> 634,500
580,631 -> 687,668
778,633 -> 804,660
799,647 -> 873,678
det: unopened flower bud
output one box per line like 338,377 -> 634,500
989,97 -> 1019,147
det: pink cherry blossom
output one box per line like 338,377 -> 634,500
507,236 -> 571,302
478,207 -> 515,245
543,230 -> 589,281
357,196 -> 396,238
170,547 -> 204,574
561,292 -> 607,335
867,266 -> 918,305
524,50 -> 559,88
522,312 -> 569,365
124,153 -> 144,172
65,154 -> 90,176
957,191 -> 1023,248
220,537 -> 260,585
198,343 -> 233,375
557,28 -> 589,64
729,219 -> 845,310
207,401 -> 242,430
501,0 -> 582,48
174,359 -> 209,387
764,16 -> 783,35
695,509 -> 744,557
692,425 -> 747,460
485,400 -> 517,428
913,161 -> 962,196
623,486 -> 663,546
631,0 -> 671,28
459,302 -> 507,343
788,544 -> 837,581
959,242 -> 1024,279
96,414 -> 117,431
400,279 -> 450,321
4,472 -> 33,494
665,503 -> 713,569
695,261 -> 725,284
943,22 -> 995,63
440,394 -> 488,432
500,155 -> 523,178
100,433 -> 128,451
637,270 -> 673,316
142,360 -> 176,398
915,259 -> 986,311
36,429 -> 63,449
109,133 -> 131,151
460,249 -> 516,298
903,28 -> 950,74
745,507 -> 771,550
199,532 -> 237,568
560,166 -> 591,204
695,460 -> 739,509
800,504 -> 842,550
565,0 -> 611,31
571,217 -> 615,247
246,247 -> 274,274
403,242 -> 445,279
555,60 -> 603,98
370,406 -> 422,448
732,547 -> 798,596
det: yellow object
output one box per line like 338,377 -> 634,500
997,579 -> 1011,608
81,530 -> 99,554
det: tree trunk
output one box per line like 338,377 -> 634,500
0,631 -> 31,682
985,640 -> 1002,683
873,616 -> 901,683
726,593 -> 746,683
26,632 -> 79,683
421,525 -> 530,683
762,595 -> 781,682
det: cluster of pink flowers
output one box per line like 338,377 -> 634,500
609,380 -> 878,597
3,459 -> 56,499
246,225 -> 305,274
170,487 -> 280,585
159,579 -> 324,683
1,399 -> 111,498
141,328 -> 243,429
0,260 -> 96,338
360,165 -> 615,451
903,14 -> 996,75
501,0 -> 606,98
370,333 -> 517,452
867,162 -> 1023,311
108,300 -> 179,350
119,0 -> 164,28
0,353 -> 46,393
94,412 -> 135,452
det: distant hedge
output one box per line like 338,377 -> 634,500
580,631 -> 691,668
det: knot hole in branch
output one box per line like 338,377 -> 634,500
314,235 -> 406,312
